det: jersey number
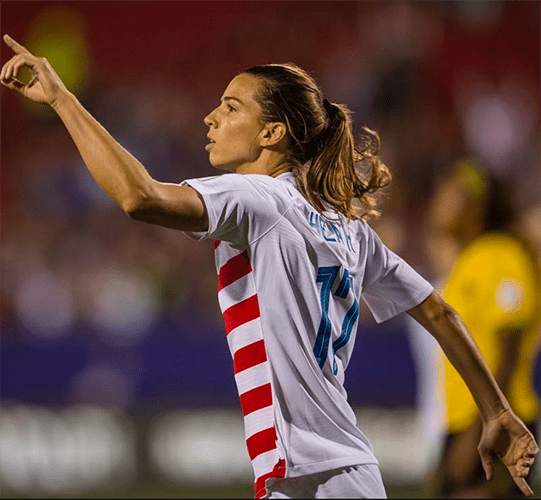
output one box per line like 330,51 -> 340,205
313,266 -> 360,375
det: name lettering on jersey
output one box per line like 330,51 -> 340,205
308,212 -> 355,252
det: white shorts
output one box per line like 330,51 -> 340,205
264,463 -> 387,499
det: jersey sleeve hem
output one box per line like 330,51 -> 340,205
180,178 -> 221,241
284,456 -> 379,478
370,284 -> 434,324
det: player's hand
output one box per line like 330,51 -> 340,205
1,34 -> 69,106
478,409 -> 539,497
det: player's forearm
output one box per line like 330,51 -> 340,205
408,293 -> 510,421
437,325 -> 508,420
51,90 -> 156,213
441,318 -> 510,421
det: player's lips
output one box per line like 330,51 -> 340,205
206,136 -> 215,151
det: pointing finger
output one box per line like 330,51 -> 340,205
513,475 -> 534,497
3,34 -> 31,55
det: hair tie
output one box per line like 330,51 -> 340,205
323,98 -> 333,116
322,98 -> 338,129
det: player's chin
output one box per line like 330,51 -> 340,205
208,156 -> 236,172
207,154 -> 221,169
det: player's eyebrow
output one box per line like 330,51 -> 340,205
221,96 -> 244,105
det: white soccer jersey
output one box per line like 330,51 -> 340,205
183,172 -> 433,498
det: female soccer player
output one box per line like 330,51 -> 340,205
1,34 -> 538,499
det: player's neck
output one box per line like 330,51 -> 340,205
235,151 -> 292,177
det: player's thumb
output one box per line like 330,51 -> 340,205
480,449 -> 495,481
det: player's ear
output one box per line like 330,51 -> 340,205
260,122 -> 287,147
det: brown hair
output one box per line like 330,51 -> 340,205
243,63 -> 391,221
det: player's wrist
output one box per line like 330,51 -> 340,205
50,89 -> 75,112
481,403 -> 513,424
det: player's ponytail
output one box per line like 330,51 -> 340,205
243,63 -> 391,221
299,100 -> 391,220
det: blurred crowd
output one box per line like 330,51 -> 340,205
1,1 -> 539,410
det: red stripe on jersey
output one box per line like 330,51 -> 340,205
233,339 -> 267,375
214,240 -> 221,249
254,458 -> 286,499
218,251 -> 252,291
223,294 -> 260,335
234,339 -> 267,375
246,426 -> 277,461
239,383 -> 272,416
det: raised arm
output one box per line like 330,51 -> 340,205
407,291 -> 538,497
1,34 -> 208,232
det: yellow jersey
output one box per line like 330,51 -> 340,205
442,232 -> 541,433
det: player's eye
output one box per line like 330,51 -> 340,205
227,104 -> 237,113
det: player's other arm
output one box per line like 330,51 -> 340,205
0,35 -> 208,232
407,291 -> 538,497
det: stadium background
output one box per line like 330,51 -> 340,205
1,1 -> 539,497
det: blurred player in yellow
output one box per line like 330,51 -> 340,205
429,160 -> 541,497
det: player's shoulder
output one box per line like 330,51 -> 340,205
190,172 -> 295,201
191,172 -> 253,190
245,172 -> 298,192
211,172 -> 297,195
221,173 -> 303,219
349,218 -> 380,242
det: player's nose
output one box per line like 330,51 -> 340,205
204,108 -> 218,128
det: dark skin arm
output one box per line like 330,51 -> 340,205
407,292 -> 538,497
